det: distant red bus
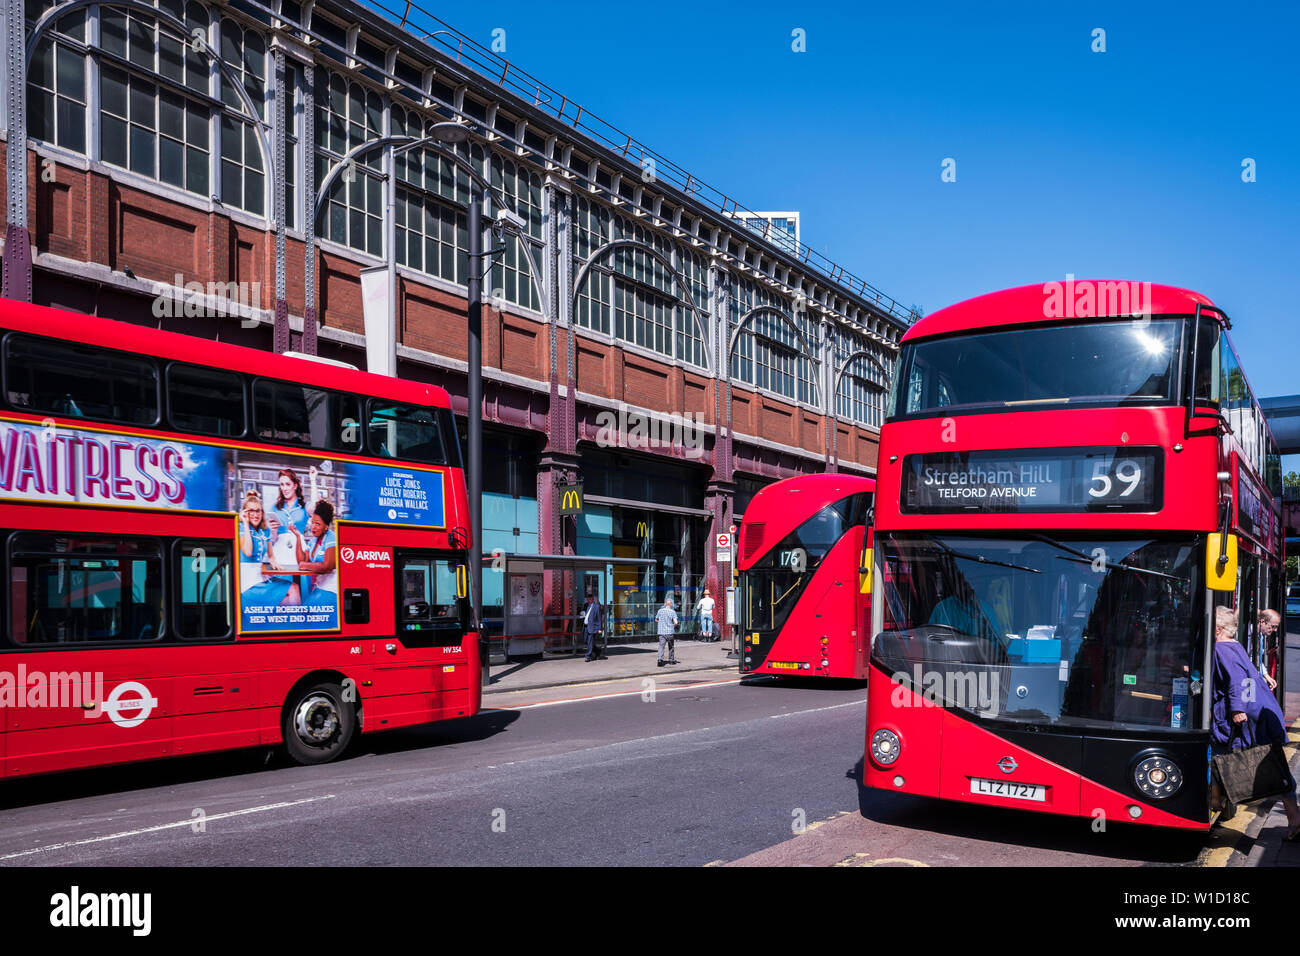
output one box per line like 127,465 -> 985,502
737,473 -> 874,678
0,300 -> 479,777
863,281 -> 1285,830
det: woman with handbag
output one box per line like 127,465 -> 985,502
1211,605 -> 1300,838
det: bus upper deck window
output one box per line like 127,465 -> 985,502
253,379 -> 361,452
168,364 -> 246,437
5,334 -> 159,425
366,401 -> 448,464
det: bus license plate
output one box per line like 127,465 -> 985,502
769,662 -> 801,670
969,777 -> 1046,802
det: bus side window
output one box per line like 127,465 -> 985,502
253,379 -> 362,452
174,540 -> 234,641
7,534 -> 163,645
167,364 -> 246,438
4,334 -> 160,426
365,401 -> 448,464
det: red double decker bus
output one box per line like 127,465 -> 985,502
864,281 -> 1285,829
737,473 -> 874,678
0,300 -> 479,777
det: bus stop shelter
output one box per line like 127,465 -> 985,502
485,552 -> 658,664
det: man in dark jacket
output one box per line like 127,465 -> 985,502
584,592 -> 604,662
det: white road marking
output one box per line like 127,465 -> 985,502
769,700 -> 866,719
0,795 -> 336,861
485,677 -> 743,710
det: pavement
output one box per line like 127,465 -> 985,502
1209,724 -> 1300,867
483,636 -> 737,694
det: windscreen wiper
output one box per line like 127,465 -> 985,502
928,537 -> 1041,575
1023,533 -> 1186,583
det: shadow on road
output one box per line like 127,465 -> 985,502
0,710 -> 521,811
349,708 -> 520,758
844,756 -> 1206,865
741,676 -> 868,692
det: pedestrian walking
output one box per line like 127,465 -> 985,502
1211,605 -> 1300,838
1257,608 -> 1282,692
583,592 -> 604,662
655,597 -> 679,666
695,588 -> 716,642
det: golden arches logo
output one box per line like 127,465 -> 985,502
636,521 -> 648,538
560,489 -> 582,512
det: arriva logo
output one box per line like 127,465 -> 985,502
340,548 -> 391,563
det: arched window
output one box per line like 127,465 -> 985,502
676,248 -> 708,368
731,278 -> 816,405
218,16 -> 267,213
833,329 -> 889,428
489,155 -> 543,312
314,67 -> 383,256
390,104 -> 477,285
27,0 -> 274,213
99,0 -> 213,195
572,195 -> 611,334
26,0 -> 87,154
603,215 -> 704,368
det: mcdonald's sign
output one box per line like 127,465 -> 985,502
636,521 -> 648,539
558,483 -> 584,516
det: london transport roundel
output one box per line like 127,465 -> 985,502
101,681 -> 159,729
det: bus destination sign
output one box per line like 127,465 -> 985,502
901,446 -> 1162,514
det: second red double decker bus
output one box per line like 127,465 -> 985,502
864,281 -> 1285,830
737,473 -> 874,678
0,300 -> 480,778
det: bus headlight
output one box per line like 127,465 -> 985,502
1133,755 -> 1183,799
871,728 -> 901,766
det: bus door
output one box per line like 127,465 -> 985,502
389,551 -> 472,722
741,557 -> 806,672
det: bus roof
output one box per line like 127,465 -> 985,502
741,472 -> 874,560
903,282 -> 1220,343
0,298 -> 451,409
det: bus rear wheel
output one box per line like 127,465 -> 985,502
283,681 -> 355,765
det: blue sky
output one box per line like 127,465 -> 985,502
391,0 -> 1296,459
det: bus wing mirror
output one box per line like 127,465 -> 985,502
859,547 -> 874,595
1206,533 -> 1237,591
455,564 -> 469,599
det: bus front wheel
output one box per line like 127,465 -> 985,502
283,681 -> 356,765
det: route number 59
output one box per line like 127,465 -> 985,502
1088,459 -> 1142,498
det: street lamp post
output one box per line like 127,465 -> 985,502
466,190 -> 485,682
420,123 -> 487,687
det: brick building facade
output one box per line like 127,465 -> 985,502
2,0 -> 913,646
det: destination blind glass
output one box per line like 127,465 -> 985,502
901,447 -> 1162,514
